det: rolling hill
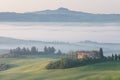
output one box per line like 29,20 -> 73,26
0,37 -> 119,80
0,56 -> 120,80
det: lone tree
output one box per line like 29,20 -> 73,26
99,48 -> 104,58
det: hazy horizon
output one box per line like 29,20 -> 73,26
0,22 -> 120,43
0,0 -> 120,14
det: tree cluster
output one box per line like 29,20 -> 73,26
106,54 -> 120,61
46,58 -> 107,69
44,46 -> 56,54
4,46 -> 62,58
10,46 -> 39,55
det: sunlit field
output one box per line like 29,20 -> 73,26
0,55 -> 120,80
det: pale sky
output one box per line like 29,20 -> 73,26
0,0 -> 120,14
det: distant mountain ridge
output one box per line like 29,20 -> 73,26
0,36 -> 119,44
0,37 -> 69,44
32,8 -> 90,15
0,7 -> 120,22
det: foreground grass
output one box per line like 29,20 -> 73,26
0,56 -> 120,80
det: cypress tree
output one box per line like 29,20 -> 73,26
112,54 -> 114,61
118,54 -> 120,61
115,54 -> 118,61
99,48 -> 104,59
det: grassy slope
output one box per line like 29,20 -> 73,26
0,57 -> 120,80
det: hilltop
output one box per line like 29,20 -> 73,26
0,7 -> 120,22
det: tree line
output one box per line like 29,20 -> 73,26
106,54 -> 120,61
9,46 -> 62,56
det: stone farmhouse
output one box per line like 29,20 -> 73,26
77,51 -> 100,59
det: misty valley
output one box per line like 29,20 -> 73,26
0,19 -> 120,80
0,0 -> 120,79
0,22 -> 120,56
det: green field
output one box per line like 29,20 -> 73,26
0,55 -> 120,80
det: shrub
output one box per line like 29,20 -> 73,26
46,58 -> 107,69
0,64 -> 10,71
